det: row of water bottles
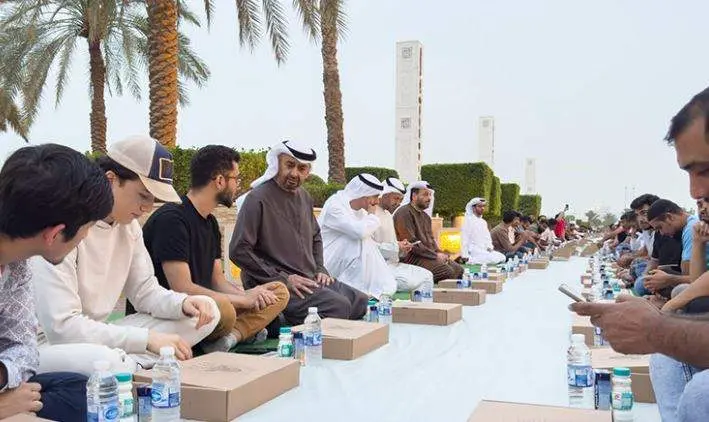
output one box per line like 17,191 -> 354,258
568,334 -> 633,421
277,306 -> 323,367
87,346 -> 180,421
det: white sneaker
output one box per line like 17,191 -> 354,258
202,333 -> 238,354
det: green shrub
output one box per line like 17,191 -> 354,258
421,163 -> 494,220
487,176 -> 502,216
519,194 -> 543,217
500,183 -> 520,214
306,174 -> 326,185
304,182 -> 343,208
345,167 -> 399,182
486,214 -> 502,229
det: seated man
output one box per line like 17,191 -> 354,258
393,181 -> 464,282
319,174 -> 397,298
460,198 -> 505,264
372,177 -> 432,292
490,211 -> 532,259
0,144 -> 114,420
230,141 -> 368,325
31,136 -> 219,375
143,145 -> 289,353
636,198 -> 697,299
519,215 -> 541,250
540,218 -> 560,248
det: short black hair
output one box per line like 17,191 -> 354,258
630,194 -> 660,211
547,218 -> 558,228
0,144 -> 113,240
410,183 -> 433,200
190,145 -> 241,189
521,215 -> 532,224
96,155 -> 139,183
621,210 -> 636,222
502,210 -> 520,224
647,199 -> 683,222
666,87 -> 709,144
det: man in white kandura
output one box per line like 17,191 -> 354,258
318,174 -> 397,298
372,177 -> 433,292
461,198 -> 506,265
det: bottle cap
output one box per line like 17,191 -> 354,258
279,327 -> 292,334
308,307 -> 318,313
571,334 -> 585,343
160,346 -> 175,357
613,367 -> 631,377
115,373 -> 133,383
93,360 -> 111,371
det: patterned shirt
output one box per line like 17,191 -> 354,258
0,260 -> 38,389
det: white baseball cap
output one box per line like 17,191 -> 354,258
106,135 -> 181,203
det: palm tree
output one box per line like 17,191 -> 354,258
0,88 -> 27,140
146,0 -> 290,147
294,0 -> 348,184
0,1 -> 209,151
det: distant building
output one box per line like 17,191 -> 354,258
524,158 -> 537,194
478,116 -> 495,170
395,41 -> 423,183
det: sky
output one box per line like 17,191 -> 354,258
1,0 -> 708,218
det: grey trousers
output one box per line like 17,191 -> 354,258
283,279 -> 369,325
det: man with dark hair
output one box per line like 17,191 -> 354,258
231,141 -> 368,325
0,144 -> 113,420
31,135 -> 219,375
143,145 -> 289,353
615,194 -> 660,288
540,218 -> 559,248
393,181 -> 464,282
572,87 -> 709,422
490,210 -> 531,259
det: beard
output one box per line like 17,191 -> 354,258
217,189 -> 235,208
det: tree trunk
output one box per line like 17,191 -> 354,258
147,0 -> 179,148
320,15 -> 346,184
88,39 -> 107,153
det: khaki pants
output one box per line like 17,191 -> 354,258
208,281 -> 290,341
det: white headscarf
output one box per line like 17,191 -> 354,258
381,177 -> 406,196
249,140 -> 317,189
398,180 -> 435,216
465,197 -> 486,217
343,173 -> 384,200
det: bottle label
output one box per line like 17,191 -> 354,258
87,409 -> 99,422
152,382 -> 181,409
278,342 -> 294,357
305,331 -> 322,347
101,404 -> 120,421
612,391 -> 633,411
567,364 -> 594,387
120,397 -> 135,417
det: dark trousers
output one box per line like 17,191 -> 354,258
30,372 -> 87,421
403,256 -> 464,282
283,279 -> 369,325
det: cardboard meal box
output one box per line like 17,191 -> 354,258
433,288 -> 486,306
3,416 -> 54,422
133,352 -> 300,422
552,246 -> 574,261
437,279 -> 502,294
572,314 -> 597,347
528,259 -> 549,270
488,272 -> 507,281
581,243 -> 600,257
591,348 -> 656,403
468,400 -> 611,422
437,279 -> 462,289
392,301 -> 462,325
292,318 -> 389,360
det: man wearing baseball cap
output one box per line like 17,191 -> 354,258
30,135 -> 220,375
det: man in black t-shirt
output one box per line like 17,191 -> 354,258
633,222 -> 683,297
143,146 -> 289,352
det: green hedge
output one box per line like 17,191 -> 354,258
345,167 -> 399,182
421,162 -> 494,220
500,183 -> 520,214
519,194 -> 542,217
487,176 -> 502,217
304,182 -> 343,208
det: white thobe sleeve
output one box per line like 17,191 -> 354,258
321,202 -> 381,240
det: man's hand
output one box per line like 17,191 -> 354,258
436,252 -> 449,263
644,270 -> 671,293
182,297 -> 215,330
618,254 -> 634,268
398,240 -> 413,255
316,272 -> 334,287
694,221 -> 709,244
246,286 -> 278,311
147,331 -> 193,360
570,295 -> 664,354
366,203 -> 378,214
287,274 -> 320,299
0,382 -> 43,419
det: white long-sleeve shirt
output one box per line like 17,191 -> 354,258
461,213 -> 494,259
30,220 -> 187,354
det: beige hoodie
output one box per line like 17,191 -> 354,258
30,220 -> 187,354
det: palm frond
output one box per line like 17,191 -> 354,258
235,0 -> 262,52
177,78 -> 190,106
0,88 -> 29,141
261,0 -> 289,63
202,0 -> 215,28
292,0 -> 320,42
177,32 -> 210,88
176,0 -> 202,28
53,35 -> 78,108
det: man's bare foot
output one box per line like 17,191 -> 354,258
0,382 -> 42,419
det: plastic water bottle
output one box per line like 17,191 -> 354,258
421,279 -> 434,303
378,295 -> 392,324
612,367 -> 634,421
481,264 -> 489,280
304,307 -> 323,366
115,373 -> 134,420
462,268 -> 470,287
151,346 -> 181,421
568,334 -> 594,409
87,360 -> 120,422
277,327 -> 294,358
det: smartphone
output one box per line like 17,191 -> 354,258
411,240 -> 422,245
558,283 -> 587,303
